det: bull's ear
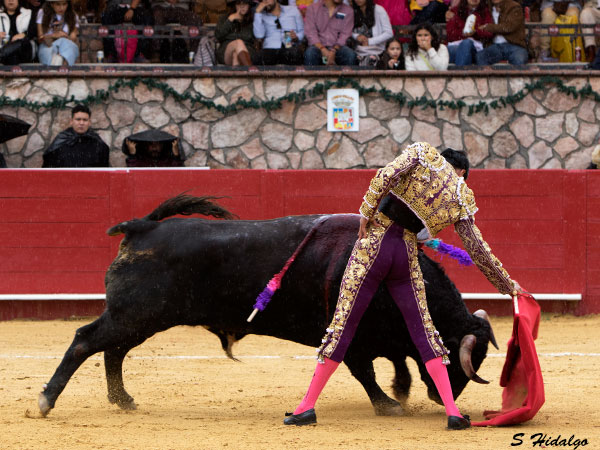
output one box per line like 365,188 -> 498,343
473,309 -> 498,349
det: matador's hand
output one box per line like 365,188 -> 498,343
512,280 -> 526,296
358,216 -> 369,239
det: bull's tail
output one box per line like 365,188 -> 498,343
247,216 -> 329,322
144,194 -> 237,221
107,194 -> 237,236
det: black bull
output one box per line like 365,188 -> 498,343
39,195 -> 497,417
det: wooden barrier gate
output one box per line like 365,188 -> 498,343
0,168 -> 597,319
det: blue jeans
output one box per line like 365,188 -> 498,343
304,45 -> 357,66
475,42 -> 529,66
38,38 -> 79,66
448,39 -> 478,66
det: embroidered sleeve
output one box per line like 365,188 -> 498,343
457,179 -> 478,219
359,145 -> 419,219
455,218 -> 515,295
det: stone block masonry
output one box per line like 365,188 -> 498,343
1,74 -> 599,169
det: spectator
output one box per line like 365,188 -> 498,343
410,0 -> 449,24
538,1 -> 580,61
350,0 -> 393,66
304,0 -> 356,65
589,44 -> 600,67
101,0 -> 154,63
579,0 -> 599,61
152,0 -> 202,63
42,105 -> 110,168
376,35 -> 405,68
375,0 -> 412,26
215,0 -> 256,66
405,21 -> 449,69
588,144 -> 600,169
152,0 -> 194,11
445,0 -> 493,65
82,0 -> 102,22
0,0 -> 38,65
295,0 -> 313,17
475,0 -> 528,65
253,0 -> 304,65
21,0 -> 41,15
122,129 -> 185,167
36,0 -> 79,65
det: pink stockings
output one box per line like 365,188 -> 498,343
293,356 -> 462,419
425,356 -> 463,418
293,357 -> 340,415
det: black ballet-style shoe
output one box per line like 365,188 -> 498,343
283,408 -> 317,426
447,414 -> 471,430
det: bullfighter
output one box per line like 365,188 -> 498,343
284,143 -> 524,430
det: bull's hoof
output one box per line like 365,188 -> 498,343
108,393 -> 137,410
373,401 -> 405,416
118,400 -> 137,410
38,392 -> 52,417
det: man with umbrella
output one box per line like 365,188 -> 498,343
0,113 -> 32,168
42,104 -> 110,168
122,129 -> 185,167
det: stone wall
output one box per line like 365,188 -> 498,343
1,73 -> 599,169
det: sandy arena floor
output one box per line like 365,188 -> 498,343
1,314 -> 599,450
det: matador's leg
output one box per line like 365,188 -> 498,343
318,212 -> 394,363
385,230 -> 468,428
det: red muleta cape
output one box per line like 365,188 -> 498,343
472,293 -> 545,426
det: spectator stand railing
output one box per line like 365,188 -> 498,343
393,22 -> 598,61
78,23 -> 206,63
0,21 -> 594,69
76,22 -> 597,64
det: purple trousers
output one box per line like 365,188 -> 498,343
317,212 -> 449,364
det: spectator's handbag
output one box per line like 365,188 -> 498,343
115,29 -> 138,63
357,54 -> 381,66
0,39 -> 36,64
193,35 -> 216,66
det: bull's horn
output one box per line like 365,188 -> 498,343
459,334 -> 490,385
473,309 -> 499,350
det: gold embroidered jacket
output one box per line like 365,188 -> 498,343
359,142 -> 515,295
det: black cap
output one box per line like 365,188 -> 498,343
126,129 -> 177,144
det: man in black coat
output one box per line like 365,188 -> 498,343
42,105 -> 110,168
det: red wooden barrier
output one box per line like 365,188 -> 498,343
0,169 -> 597,320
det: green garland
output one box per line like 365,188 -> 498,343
0,75 -> 598,116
